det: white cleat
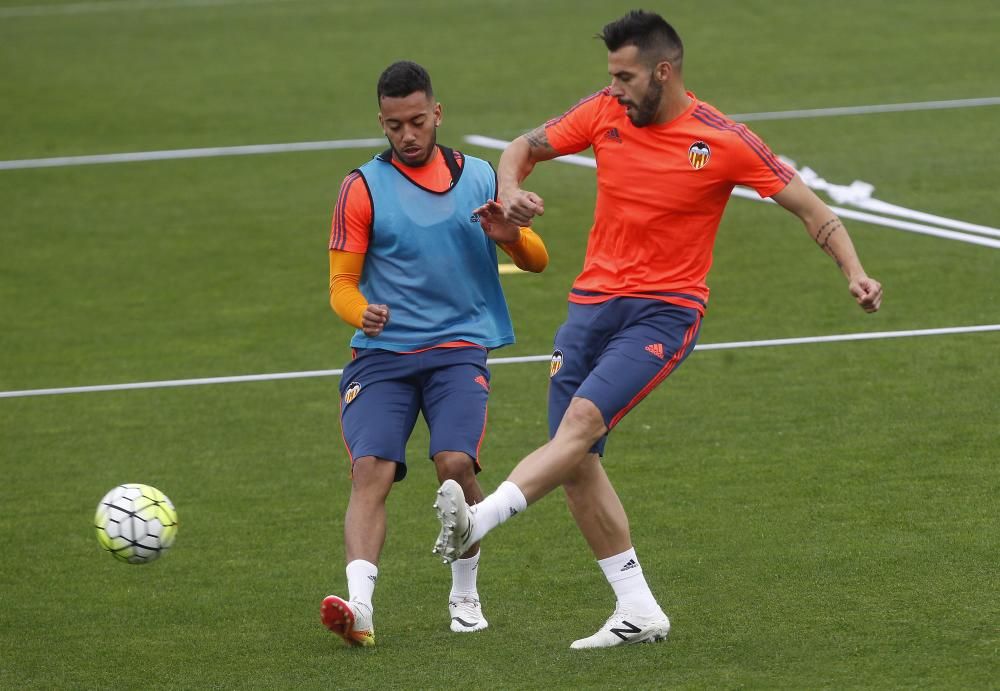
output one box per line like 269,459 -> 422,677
449,595 -> 489,633
432,479 -> 475,564
570,605 -> 670,649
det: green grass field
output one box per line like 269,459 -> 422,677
1,0 -> 998,688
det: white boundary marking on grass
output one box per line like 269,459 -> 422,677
729,97 -> 1000,121
2,324 -> 998,399
0,139 -> 385,170
463,135 -> 1000,250
2,95 -> 998,171
0,0 -> 304,18
792,165 -> 1000,239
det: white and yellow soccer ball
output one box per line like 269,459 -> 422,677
94,484 -> 178,564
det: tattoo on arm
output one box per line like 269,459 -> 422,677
523,126 -> 556,155
815,217 -> 845,267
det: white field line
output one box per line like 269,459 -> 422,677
2,324 -> 998,399
791,166 -> 1000,239
0,139 -> 385,171
728,97 -> 1000,121
0,0 -> 305,18
2,95 -> 998,170
854,198 -> 1000,239
727,187 -> 1000,250
463,135 -> 1000,250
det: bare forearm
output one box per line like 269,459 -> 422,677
773,177 -> 882,312
807,215 -> 866,280
498,126 -> 558,225
497,135 -> 537,201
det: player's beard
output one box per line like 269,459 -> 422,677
392,130 -> 437,167
627,80 -> 663,128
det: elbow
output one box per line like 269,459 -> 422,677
521,256 -> 549,274
514,249 -> 548,274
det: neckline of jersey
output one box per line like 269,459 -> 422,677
644,91 -> 699,132
389,145 -> 444,173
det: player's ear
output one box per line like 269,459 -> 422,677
433,102 -> 442,127
654,60 -> 672,83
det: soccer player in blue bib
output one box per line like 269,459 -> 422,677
320,61 -> 549,647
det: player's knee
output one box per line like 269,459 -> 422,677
350,456 -> 396,496
432,451 -> 476,483
558,398 -> 607,445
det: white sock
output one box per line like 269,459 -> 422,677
597,548 -> 660,612
450,550 -> 480,597
468,480 -> 527,544
346,559 -> 378,610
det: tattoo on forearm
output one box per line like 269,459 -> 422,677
524,126 -> 555,154
815,217 -> 845,267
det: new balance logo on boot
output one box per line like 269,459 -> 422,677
610,620 -> 642,641
570,606 -> 670,649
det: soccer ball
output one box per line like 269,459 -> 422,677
94,484 -> 178,564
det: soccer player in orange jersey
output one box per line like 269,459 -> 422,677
432,11 -> 882,649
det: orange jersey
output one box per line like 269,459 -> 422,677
545,89 -> 795,311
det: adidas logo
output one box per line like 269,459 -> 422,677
604,127 -> 623,143
367,575 -> 378,584
620,558 -> 638,572
509,507 -> 518,517
474,375 -> 490,391
645,343 -> 664,360
470,213 -> 480,223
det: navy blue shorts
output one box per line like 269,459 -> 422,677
548,298 -> 702,455
339,346 -> 490,481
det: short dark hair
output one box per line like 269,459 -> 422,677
599,10 -> 683,68
376,61 -> 434,102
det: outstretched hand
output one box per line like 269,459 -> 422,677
850,276 -> 883,313
474,199 -> 521,244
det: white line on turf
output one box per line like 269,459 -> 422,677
726,188 -> 1000,250
2,96 -> 997,171
728,97 -> 1000,121
2,324 -> 997,399
0,0 -> 306,18
0,139 -> 385,171
792,165 -> 1000,239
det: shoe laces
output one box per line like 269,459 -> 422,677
350,600 -> 374,630
449,595 -> 481,613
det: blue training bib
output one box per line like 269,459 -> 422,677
350,150 -> 515,352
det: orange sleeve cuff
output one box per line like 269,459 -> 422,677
329,250 -> 368,328
498,227 -> 549,273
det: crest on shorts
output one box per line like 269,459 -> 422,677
550,349 -> 563,378
688,141 -> 711,170
343,381 -> 361,405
